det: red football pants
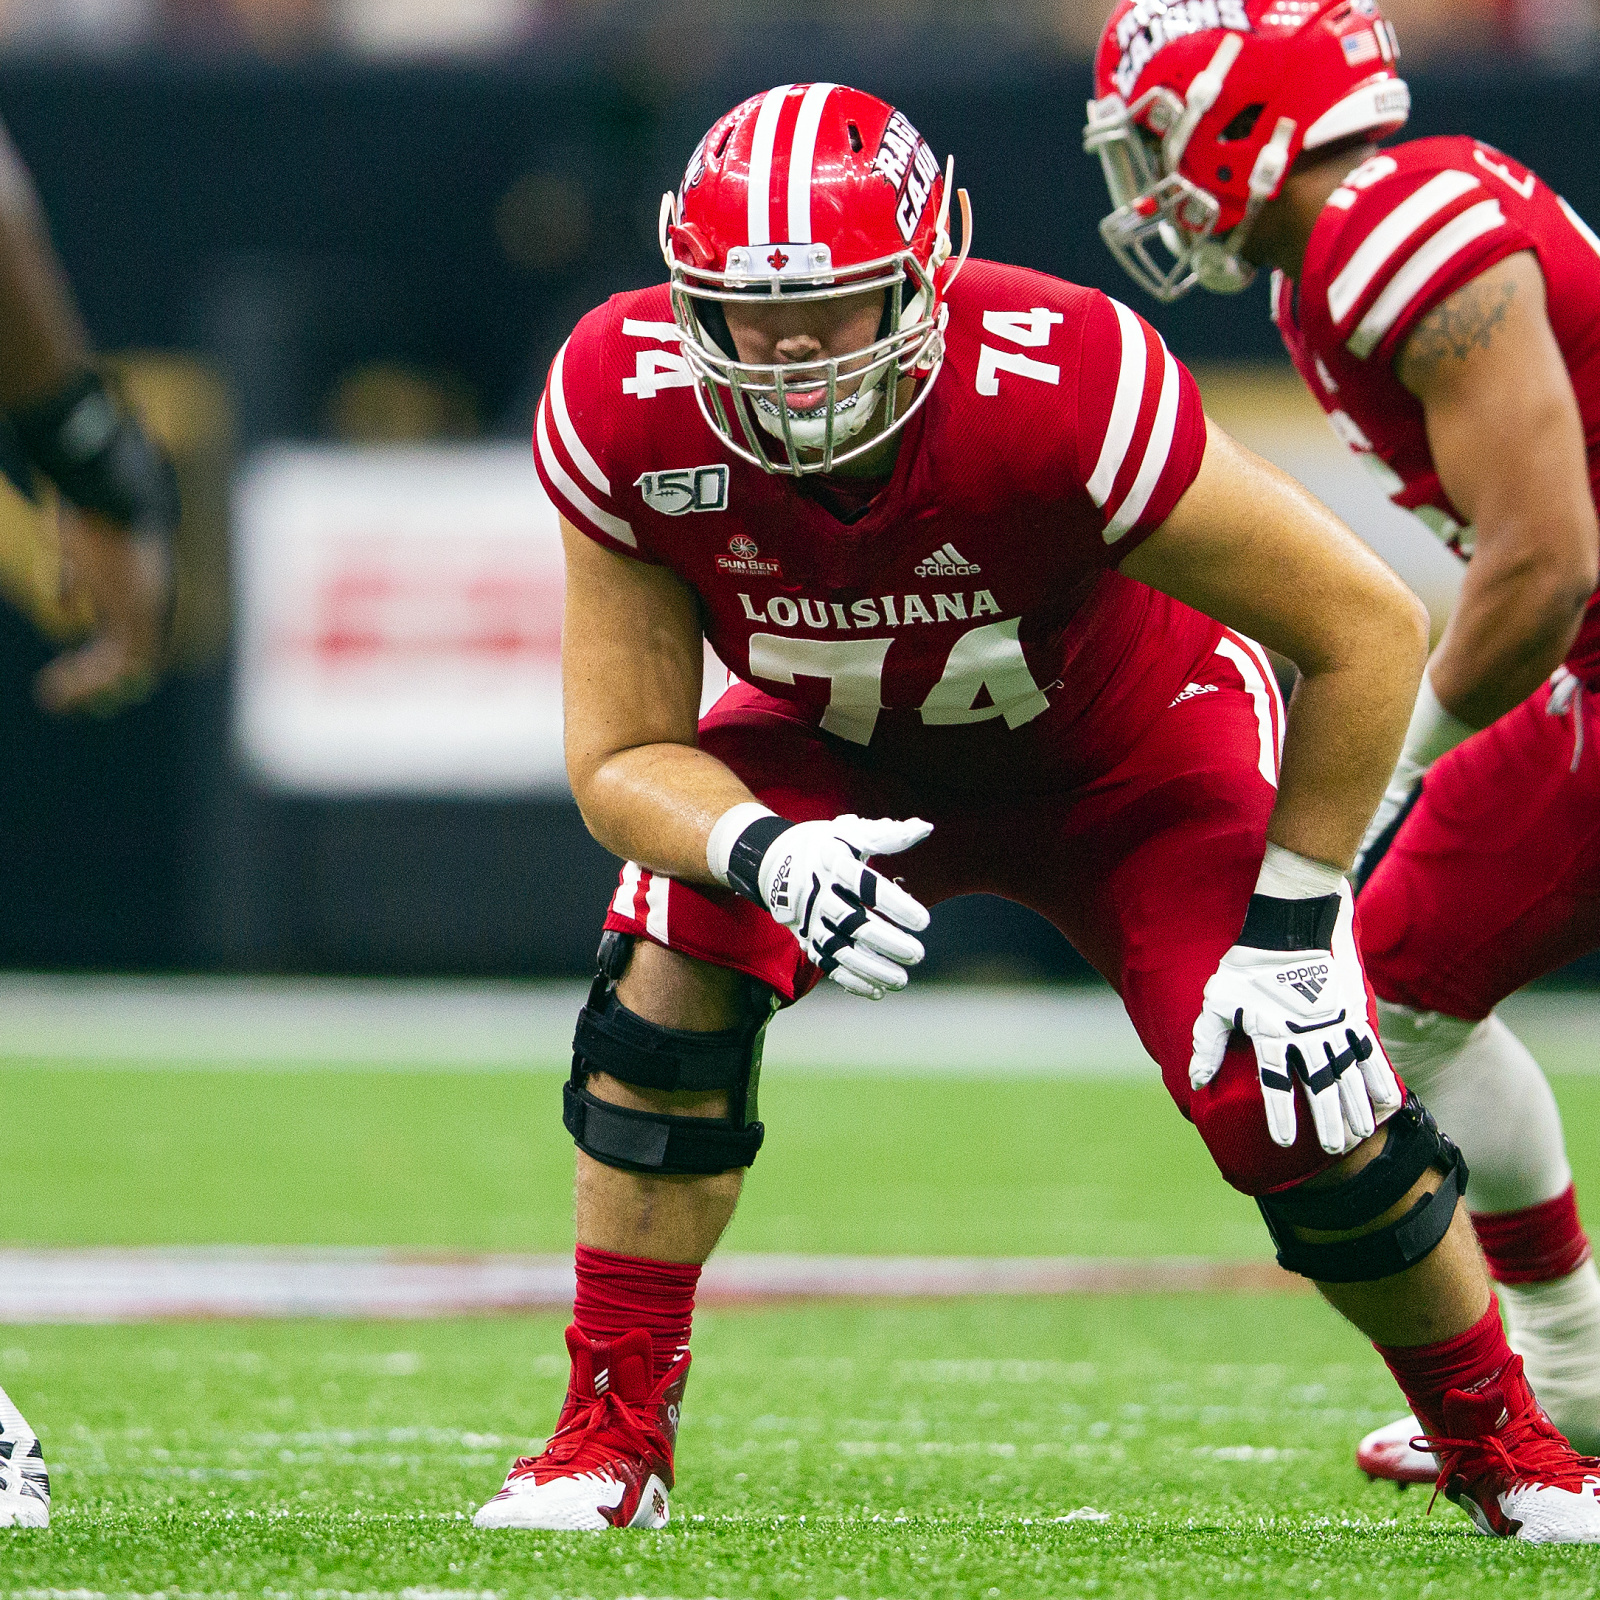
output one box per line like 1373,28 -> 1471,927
1360,675 -> 1600,1019
602,633 -> 1375,1196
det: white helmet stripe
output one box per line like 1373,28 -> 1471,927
786,82 -> 836,244
746,84 -> 793,246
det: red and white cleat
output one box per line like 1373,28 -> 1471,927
1357,1414 -> 1437,1485
473,1325 -> 686,1532
1414,1355 -> 1600,1542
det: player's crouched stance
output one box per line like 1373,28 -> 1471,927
474,84 -> 1600,1541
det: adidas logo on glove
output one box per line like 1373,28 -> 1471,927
769,854 -> 793,910
1277,963 -> 1330,1004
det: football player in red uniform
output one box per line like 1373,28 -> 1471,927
473,83 -> 1600,1542
1088,0 -> 1600,1495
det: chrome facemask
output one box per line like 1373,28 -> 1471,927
1084,35 -> 1294,304
660,174 -> 972,476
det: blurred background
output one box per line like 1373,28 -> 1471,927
0,0 -> 1591,982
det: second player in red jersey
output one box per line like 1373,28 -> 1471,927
470,80 -> 1598,1544
1090,0 -> 1600,1500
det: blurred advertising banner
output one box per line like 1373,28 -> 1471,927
234,446 -> 569,796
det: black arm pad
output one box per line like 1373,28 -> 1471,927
10,371 -> 180,534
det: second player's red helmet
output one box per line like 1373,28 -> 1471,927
660,83 -> 969,475
1085,0 -> 1410,301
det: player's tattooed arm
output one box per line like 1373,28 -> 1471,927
1396,270 -> 1518,387
1398,250 -> 1598,729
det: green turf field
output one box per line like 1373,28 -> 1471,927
10,1060 -> 1600,1257
6,1300 -> 1600,1598
8,1036 -> 1600,1594
9,1305 -> 1600,1593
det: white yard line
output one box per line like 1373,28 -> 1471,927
0,1247 -> 1299,1321
0,974 -> 1155,1076
0,973 -> 1590,1076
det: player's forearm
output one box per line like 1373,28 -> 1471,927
1427,532 -> 1594,728
0,127 -> 92,407
1268,609 -> 1428,870
571,742 -> 761,887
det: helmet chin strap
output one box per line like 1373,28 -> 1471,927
754,373 -> 885,450
1192,114 -> 1298,296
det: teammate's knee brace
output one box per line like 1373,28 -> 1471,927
563,932 -> 776,1176
1257,1095 -> 1468,1283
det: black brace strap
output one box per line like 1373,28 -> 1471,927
9,370 -> 180,534
563,1082 -> 764,1175
1258,1095 -> 1469,1284
573,989 -> 759,1093
563,931 -> 773,1176
1238,891 -> 1340,951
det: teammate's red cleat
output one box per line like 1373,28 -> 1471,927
473,1325 -> 687,1531
1413,1355 -> 1600,1542
1357,1414 -> 1437,1486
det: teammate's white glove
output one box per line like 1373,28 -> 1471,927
708,803 -> 932,999
1351,675 -> 1474,890
1191,846 -> 1402,1155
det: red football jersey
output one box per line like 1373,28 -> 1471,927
1274,134 -> 1600,675
535,257 -> 1218,783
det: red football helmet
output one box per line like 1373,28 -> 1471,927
660,83 -> 971,475
1085,0 -> 1410,301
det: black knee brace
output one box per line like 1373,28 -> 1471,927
1257,1094 -> 1468,1283
562,932 -> 776,1176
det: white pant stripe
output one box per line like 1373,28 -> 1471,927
643,871 -> 671,944
1215,632 -> 1281,789
612,861 -> 641,920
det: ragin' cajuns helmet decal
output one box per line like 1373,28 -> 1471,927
1085,0 -> 1409,302
660,84 -> 971,476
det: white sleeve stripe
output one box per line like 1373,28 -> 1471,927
621,317 -> 684,342
1327,169 -> 1481,327
1086,299 -> 1149,508
1103,345 -> 1179,543
549,341 -> 609,497
1347,198 -> 1506,359
746,85 -> 792,248
786,82 -> 835,244
1560,195 -> 1600,261
536,395 -> 637,548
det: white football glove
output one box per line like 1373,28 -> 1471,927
708,804 -> 932,999
1352,675 -> 1474,889
1191,864 -> 1402,1155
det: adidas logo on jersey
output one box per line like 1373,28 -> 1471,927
1278,964 -> 1330,1004
1169,682 -> 1217,707
914,543 -> 981,578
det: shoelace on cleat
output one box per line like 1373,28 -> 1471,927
1413,1405 -> 1600,1513
506,1390 -> 667,1484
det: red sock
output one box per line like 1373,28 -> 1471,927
1472,1185 -> 1593,1285
573,1244 -> 701,1384
1375,1299 -> 1513,1437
